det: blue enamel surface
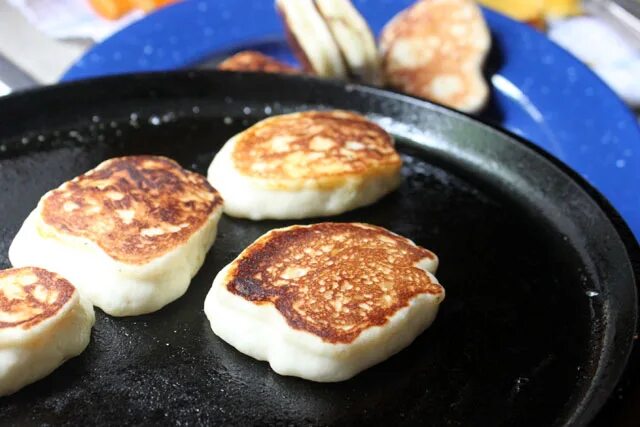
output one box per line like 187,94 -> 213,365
63,0 -> 640,241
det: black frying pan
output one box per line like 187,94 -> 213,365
0,72 -> 637,426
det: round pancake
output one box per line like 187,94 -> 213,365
0,267 -> 77,344
217,51 -> 299,74
0,266 -> 93,396
231,110 -> 402,191
380,0 -> 491,113
225,222 -> 443,344
39,156 -> 223,265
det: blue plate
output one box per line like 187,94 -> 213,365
63,0 -> 640,241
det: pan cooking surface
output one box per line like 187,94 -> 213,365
0,72 -> 635,426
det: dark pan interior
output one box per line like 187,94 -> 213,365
0,72 -> 636,426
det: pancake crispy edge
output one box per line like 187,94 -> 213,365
231,110 -> 402,191
224,222 -> 444,344
38,155 -> 223,265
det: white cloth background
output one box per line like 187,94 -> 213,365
7,0 -> 143,42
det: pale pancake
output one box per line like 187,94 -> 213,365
10,156 -> 224,316
276,0 -> 348,78
0,267 -> 94,396
315,0 -> 382,85
207,110 -> 402,219
380,0 -> 491,113
218,51 -> 300,74
204,223 -> 445,382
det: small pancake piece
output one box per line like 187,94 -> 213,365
207,110 -> 402,219
0,267 -> 94,396
314,0 -> 382,85
276,0 -> 348,78
380,0 -> 491,113
217,51 -> 300,74
205,223 -> 444,382
9,156 -> 224,316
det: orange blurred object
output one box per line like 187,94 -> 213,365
544,0 -> 582,17
89,0 -> 133,20
132,0 -> 178,13
477,0 -> 582,29
89,0 -> 178,20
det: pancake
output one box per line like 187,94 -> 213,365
207,110 -> 402,219
0,267 -> 94,396
9,156 -> 224,316
204,222 -> 445,382
380,0 -> 491,113
217,51 -> 300,74
276,0 -> 348,78
314,0 -> 382,85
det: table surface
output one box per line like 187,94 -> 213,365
2,0 -> 638,114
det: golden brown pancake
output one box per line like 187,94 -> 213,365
380,0 -> 491,113
231,110 -> 401,190
226,222 -> 442,343
39,156 -> 223,265
217,51 -> 300,74
0,267 -> 75,331
0,266 -> 93,396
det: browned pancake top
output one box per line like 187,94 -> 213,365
217,51 -> 300,74
380,0 -> 490,110
227,223 -> 442,343
40,156 -> 222,264
232,111 -> 402,189
0,267 -> 75,331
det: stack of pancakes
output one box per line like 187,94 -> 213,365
219,0 -> 491,113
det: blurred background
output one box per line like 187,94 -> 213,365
1,0 -> 639,111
